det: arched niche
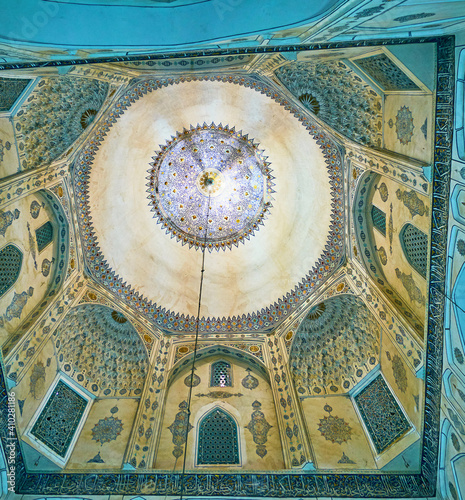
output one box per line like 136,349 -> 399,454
54,304 -> 148,398
156,349 -> 283,471
352,170 -> 430,339
1,189 -> 69,354
290,294 -> 381,396
445,226 -> 465,381
439,418 -> 465,500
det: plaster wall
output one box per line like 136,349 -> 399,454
68,397 -> 139,470
299,394 -> 376,470
155,355 -> 283,471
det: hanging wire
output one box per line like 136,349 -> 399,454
178,191 -> 212,500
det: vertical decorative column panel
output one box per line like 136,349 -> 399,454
262,334 -> 313,468
123,336 -> 171,469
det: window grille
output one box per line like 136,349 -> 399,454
371,205 -> 386,236
35,221 -> 53,252
399,223 -> 428,278
197,408 -> 239,465
0,245 -> 22,298
211,361 -> 232,387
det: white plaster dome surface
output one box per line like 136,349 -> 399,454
87,80 -> 333,319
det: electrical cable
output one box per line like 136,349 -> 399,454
178,190 -> 212,500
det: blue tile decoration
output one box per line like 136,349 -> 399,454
0,208 -> 20,237
0,244 -> 22,298
0,77 -> 30,112
198,408 -> 239,465
29,200 -> 42,219
0,37 -> 453,498
148,124 -> 274,252
87,451 -> 105,463
245,400 -> 272,458
396,189 -> 429,218
0,138 -> 11,162
355,54 -> 420,91
395,106 -> 415,145
30,380 -> 87,458
355,375 -> 411,454
4,287 -> 34,321
276,61 -> 382,147
317,404 -> 352,444
14,77 -> 108,169
91,416 -> 123,444
241,368 -> 259,390
75,75 -> 345,334
168,401 -> 193,458
338,452 -> 356,464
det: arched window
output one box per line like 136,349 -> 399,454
0,244 -> 22,298
399,223 -> 428,278
371,205 -> 386,236
211,360 -> 232,387
197,408 -> 239,465
35,221 -> 54,252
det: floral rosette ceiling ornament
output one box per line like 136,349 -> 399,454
147,123 -> 275,251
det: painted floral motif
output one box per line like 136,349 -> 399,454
4,287 -> 34,321
241,368 -> 259,390
0,209 -> 20,237
421,118 -> 428,140
392,354 -> 408,393
395,268 -> 425,305
41,257 -> 54,277
168,401 -> 193,458
195,392 -> 243,399
378,182 -> 389,202
91,416 -> 123,444
245,401 -> 272,458
456,239 -> 465,256
30,200 -> 43,219
0,138 -> 11,162
184,372 -> 201,387
338,452 -> 356,464
388,203 -> 394,254
29,360 -> 46,399
318,404 -> 352,444
378,246 -> 387,266
395,106 -> 415,145
87,451 -> 105,463
396,189 -> 428,218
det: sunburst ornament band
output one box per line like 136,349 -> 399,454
147,123 -> 274,251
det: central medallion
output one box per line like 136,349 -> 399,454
147,123 -> 274,251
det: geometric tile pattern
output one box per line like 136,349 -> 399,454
399,223 -> 428,278
30,380 -> 87,457
0,244 -> 22,298
0,77 -> 30,112
147,124 -> 274,252
355,54 -> 420,91
35,221 -> 53,253
355,375 -> 411,454
198,408 -> 239,465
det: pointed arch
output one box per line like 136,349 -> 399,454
0,244 -> 23,299
210,360 -> 232,387
399,223 -> 428,279
197,407 -> 240,465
